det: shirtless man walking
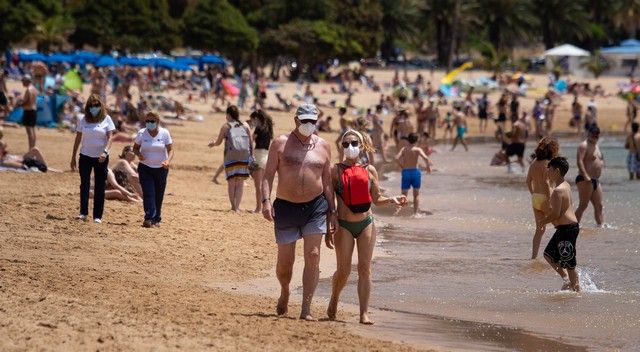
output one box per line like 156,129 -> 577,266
425,98 -> 439,140
262,103 -> 337,321
20,75 -> 39,149
575,126 -> 604,226
506,113 -> 527,173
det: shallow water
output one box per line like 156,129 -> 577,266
317,138 -> 640,351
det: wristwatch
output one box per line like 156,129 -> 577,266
328,209 -> 337,215
261,197 -> 270,204
103,149 -> 109,156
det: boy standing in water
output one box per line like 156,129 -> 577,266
396,133 -> 431,215
539,157 -> 580,292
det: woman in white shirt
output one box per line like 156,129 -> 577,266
133,112 -> 174,228
70,94 -> 115,223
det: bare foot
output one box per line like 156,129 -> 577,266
212,178 -> 220,185
300,314 -> 317,321
561,281 -> 571,291
276,292 -> 289,316
359,313 -> 374,325
253,207 -> 262,213
327,298 -> 337,320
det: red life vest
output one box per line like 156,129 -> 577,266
339,163 -> 372,213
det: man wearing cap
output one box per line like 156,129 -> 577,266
261,103 -> 337,321
575,126 -> 605,226
20,75 -> 38,149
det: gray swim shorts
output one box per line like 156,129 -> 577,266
273,194 -> 328,244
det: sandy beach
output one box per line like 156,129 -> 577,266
0,68 -> 633,351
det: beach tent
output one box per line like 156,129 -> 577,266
94,55 -> 118,67
5,94 -> 68,127
601,39 -> 640,76
544,44 -> 590,76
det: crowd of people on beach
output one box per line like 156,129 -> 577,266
3,52 -> 640,323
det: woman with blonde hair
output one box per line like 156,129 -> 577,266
70,94 -> 115,223
526,137 -> 560,259
326,129 -> 407,324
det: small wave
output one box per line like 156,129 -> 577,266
578,268 -> 607,293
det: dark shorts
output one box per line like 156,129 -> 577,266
544,223 -> 579,269
22,157 -> 47,172
575,175 -> 599,190
273,194 -> 328,244
505,142 -> 525,158
22,109 -> 37,127
497,112 -> 507,122
478,110 -> 488,119
0,91 -> 7,106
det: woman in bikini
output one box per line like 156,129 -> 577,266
525,137 -> 559,259
327,130 -> 407,324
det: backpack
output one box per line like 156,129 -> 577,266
338,163 -> 372,213
224,122 -> 252,161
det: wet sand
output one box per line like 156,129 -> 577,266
0,69 -> 634,350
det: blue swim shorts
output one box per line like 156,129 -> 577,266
401,168 -> 421,190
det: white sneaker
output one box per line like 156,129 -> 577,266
77,215 -> 87,220
93,218 -> 102,224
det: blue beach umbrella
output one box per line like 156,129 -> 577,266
175,56 -> 198,66
94,56 -> 118,67
19,52 -> 47,62
200,54 -> 226,66
46,53 -> 74,63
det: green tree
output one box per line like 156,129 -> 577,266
29,15 -> 75,53
581,50 -> 609,78
480,0 -> 537,51
533,0 -> 594,49
380,0 -> 419,59
0,0 -> 43,51
612,0 -> 640,38
472,40 -> 508,75
183,0 -> 258,71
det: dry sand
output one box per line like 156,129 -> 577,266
0,68 -> 628,351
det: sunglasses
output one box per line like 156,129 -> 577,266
145,120 -> 157,123
299,119 -> 317,125
341,140 -> 359,148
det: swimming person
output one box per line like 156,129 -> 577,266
395,133 -> 431,215
208,105 -> 252,212
624,122 -> 640,180
249,110 -> 274,213
575,126 -> 604,226
70,94 -> 115,223
526,138 -> 560,259
539,157 -> 580,292
134,112 -> 174,227
327,130 -> 407,324
261,103 -> 336,321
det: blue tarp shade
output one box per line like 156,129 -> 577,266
175,57 -> 198,65
601,39 -> 640,54
151,58 -> 175,69
200,55 -> 225,66
19,53 -> 47,62
47,53 -> 74,63
73,51 -> 100,64
119,57 -> 151,67
95,56 -> 118,67
171,62 -> 193,71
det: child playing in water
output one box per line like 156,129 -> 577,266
539,156 -> 580,292
395,133 -> 431,215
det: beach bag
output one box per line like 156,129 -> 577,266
225,122 -> 252,161
339,164 -> 372,213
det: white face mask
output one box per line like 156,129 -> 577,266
298,122 -> 316,137
344,145 -> 360,159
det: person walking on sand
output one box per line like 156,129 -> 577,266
396,133 -> 431,215
261,103 -> 337,321
20,75 -> 38,150
327,130 -> 407,324
539,157 -> 580,292
526,138 -> 560,259
575,126 -> 604,226
450,105 -> 468,151
625,122 -> 640,180
249,109 -> 274,212
209,105 -> 252,212
70,94 -> 115,223
134,112 -> 174,227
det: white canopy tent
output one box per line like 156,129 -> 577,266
544,44 -> 590,75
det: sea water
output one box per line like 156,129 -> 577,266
317,138 -> 640,351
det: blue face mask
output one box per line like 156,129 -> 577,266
89,106 -> 101,116
146,121 -> 157,130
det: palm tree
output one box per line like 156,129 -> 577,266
581,50 -> 609,79
380,0 -> 420,60
533,0 -> 595,49
29,15 -> 74,53
612,0 -> 640,38
480,0 -> 538,51
472,40 -> 508,75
